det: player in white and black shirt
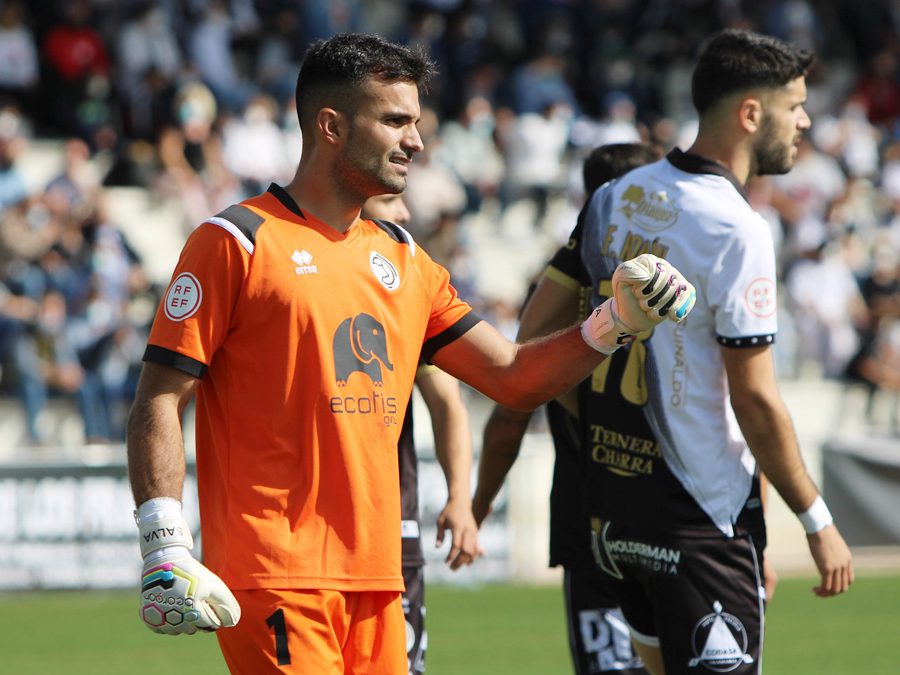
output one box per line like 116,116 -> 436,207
577,29 -> 853,675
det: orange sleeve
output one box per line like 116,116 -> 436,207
146,223 -> 250,374
415,248 -> 481,361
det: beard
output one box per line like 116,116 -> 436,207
752,114 -> 796,176
335,129 -> 407,200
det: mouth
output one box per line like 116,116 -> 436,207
389,155 -> 410,174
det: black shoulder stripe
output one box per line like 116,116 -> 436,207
716,334 -> 775,348
213,205 -> 265,245
372,218 -> 410,246
143,344 -> 207,378
421,311 -> 482,362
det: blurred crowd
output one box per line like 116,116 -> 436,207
1,0 -> 900,446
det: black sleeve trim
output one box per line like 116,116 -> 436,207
143,344 -> 208,378
421,311 -> 482,362
372,218 -> 404,244
213,204 -> 265,245
716,334 -> 776,348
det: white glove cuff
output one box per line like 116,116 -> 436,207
797,495 -> 833,534
135,497 -> 194,557
580,298 -> 634,355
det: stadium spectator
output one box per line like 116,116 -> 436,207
115,2 -> 183,140
221,93 -> 292,197
155,80 -> 241,232
40,0 -> 112,142
186,0 -> 256,114
498,99 -> 572,230
435,95 -> 504,215
0,0 -> 39,119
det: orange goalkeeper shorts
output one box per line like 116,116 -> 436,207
217,588 -> 406,674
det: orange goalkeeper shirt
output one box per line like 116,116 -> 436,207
144,184 -> 479,592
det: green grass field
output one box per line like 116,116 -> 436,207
2,574 -> 898,674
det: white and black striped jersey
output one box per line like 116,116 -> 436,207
579,149 -> 776,537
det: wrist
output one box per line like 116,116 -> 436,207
797,495 -> 833,534
135,498 -> 194,557
580,298 -> 634,355
135,497 -> 183,525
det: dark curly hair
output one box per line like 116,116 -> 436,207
295,33 -> 436,134
691,29 -> 814,115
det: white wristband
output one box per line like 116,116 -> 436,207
797,495 -> 833,534
135,497 -> 194,557
580,298 -> 634,355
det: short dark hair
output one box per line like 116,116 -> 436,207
295,33 -> 436,133
691,29 -> 814,115
582,143 -> 662,194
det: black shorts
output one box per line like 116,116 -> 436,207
591,519 -> 765,675
563,568 -> 647,674
402,565 -> 426,675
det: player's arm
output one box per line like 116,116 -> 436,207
416,366 -> 480,570
759,472 -> 779,601
127,362 -> 197,504
723,345 -> 853,597
127,361 -> 241,634
472,272 -> 581,525
433,254 -> 696,412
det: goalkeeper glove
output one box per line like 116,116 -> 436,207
582,253 -> 696,354
135,497 -> 240,635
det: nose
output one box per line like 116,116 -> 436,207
404,124 -> 424,154
798,107 -> 811,130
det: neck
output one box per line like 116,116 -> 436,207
686,131 -> 752,185
284,159 -> 362,233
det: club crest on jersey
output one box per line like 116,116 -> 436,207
370,251 -> 400,290
687,601 -> 754,672
743,277 -> 776,318
332,313 -> 394,386
164,273 -> 202,321
618,182 -> 679,232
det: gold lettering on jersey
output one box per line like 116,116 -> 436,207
589,424 -> 659,477
618,184 -> 679,232
619,232 -> 669,261
600,225 -> 618,256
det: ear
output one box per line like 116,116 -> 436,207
738,96 -> 763,134
316,108 -> 345,146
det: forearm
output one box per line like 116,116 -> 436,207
432,404 -> 473,503
127,395 -> 188,505
472,405 -> 532,522
733,394 -> 820,514
478,325 -> 605,411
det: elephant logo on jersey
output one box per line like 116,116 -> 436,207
618,182 -> 679,232
333,313 -> 394,386
687,601 -> 754,672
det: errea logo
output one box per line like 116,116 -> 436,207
292,249 -> 318,275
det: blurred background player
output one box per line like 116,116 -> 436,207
363,192 -> 480,675
473,142 -> 659,675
